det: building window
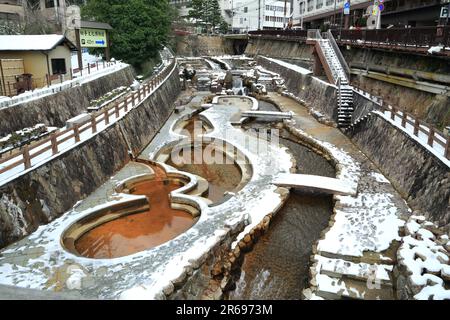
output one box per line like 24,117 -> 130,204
51,59 -> 66,75
316,0 -> 324,9
244,7 -> 248,13
45,0 -> 60,8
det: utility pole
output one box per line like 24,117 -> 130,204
300,1 -> 304,29
283,0 -> 288,29
344,0 -> 350,30
333,0 -> 337,27
273,8 -> 276,28
446,2 -> 450,26
258,0 -> 261,30
374,0 -> 381,29
53,0 -> 59,24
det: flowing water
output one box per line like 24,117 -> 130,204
232,77 -> 247,96
227,99 -> 336,300
167,146 -> 243,204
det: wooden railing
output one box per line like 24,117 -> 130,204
353,86 -> 450,160
248,29 -> 308,42
0,59 -> 176,180
332,26 -> 450,50
72,60 -> 117,78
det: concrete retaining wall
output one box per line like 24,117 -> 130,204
0,66 -> 135,137
346,115 -> 450,227
176,35 -> 233,57
257,56 -> 337,121
256,52 -> 449,227
352,91 -> 378,123
0,66 -> 181,249
246,38 -> 313,68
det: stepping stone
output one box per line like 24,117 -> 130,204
314,255 -> 393,286
315,274 -> 395,300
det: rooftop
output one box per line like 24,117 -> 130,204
0,34 -> 77,51
81,20 -> 113,30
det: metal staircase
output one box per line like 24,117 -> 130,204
308,30 -> 354,127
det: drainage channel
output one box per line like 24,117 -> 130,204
225,99 -> 336,300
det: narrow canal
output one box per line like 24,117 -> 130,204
226,99 -> 336,300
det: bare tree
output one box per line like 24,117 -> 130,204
22,0 -> 58,34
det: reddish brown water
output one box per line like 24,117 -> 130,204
75,168 -> 196,259
183,115 -> 207,137
168,147 -> 242,203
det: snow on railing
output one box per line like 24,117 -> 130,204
0,59 -> 177,185
353,86 -> 450,163
0,61 -> 127,110
324,30 -> 351,80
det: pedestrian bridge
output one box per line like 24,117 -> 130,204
273,173 -> 357,196
223,34 -> 249,40
241,110 -> 293,120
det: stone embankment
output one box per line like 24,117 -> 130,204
265,93 -> 409,300
0,66 -> 135,137
256,56 -> 449,228
347,115 -> 450,227
0,64 -> 180,249
176,35 -> 233,57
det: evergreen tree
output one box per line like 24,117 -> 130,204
209,0 -> 222,31
82,0 -> 174,70
188,0 -> 224,33
188,0 -> 206,24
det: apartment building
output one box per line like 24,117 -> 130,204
0,0 -> 25,27
293,0 -> 448,29
231,0 -> 292,33
0,0 -> 85,33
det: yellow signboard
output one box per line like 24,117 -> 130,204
80,28 -> 107,48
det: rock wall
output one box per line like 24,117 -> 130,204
176,35 -> 233,57
342,46 -> 450,75
346,114 -> 450,227
352,75 -> 450,129
344,46 -> 450,129
256,56 -> 338,121
246,37 -> 450,128
0,66 -> 135,137
256,51 -> 449,227
246,38 -> 313,67
0,66 -> 181,249
352,91 -> 378,123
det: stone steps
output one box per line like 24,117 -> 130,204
318,39 -> 354,127
306,255 -> 395,300
313,274 -> 395,300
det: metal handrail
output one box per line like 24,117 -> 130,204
307,29 -> 322,40
325,29 -> 351,81
0,59 -> 177,180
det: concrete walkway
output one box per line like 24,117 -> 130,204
268,92 -> 410,300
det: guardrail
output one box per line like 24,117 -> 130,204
353,86 -> 450,160
331,26 -> 450,50
72,60 -> 116,78
307,29 -> 322,40
0,61 -> 127,109
0,59 -> 177,183
249,27 -> 450,54
249,29 -> 308,40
